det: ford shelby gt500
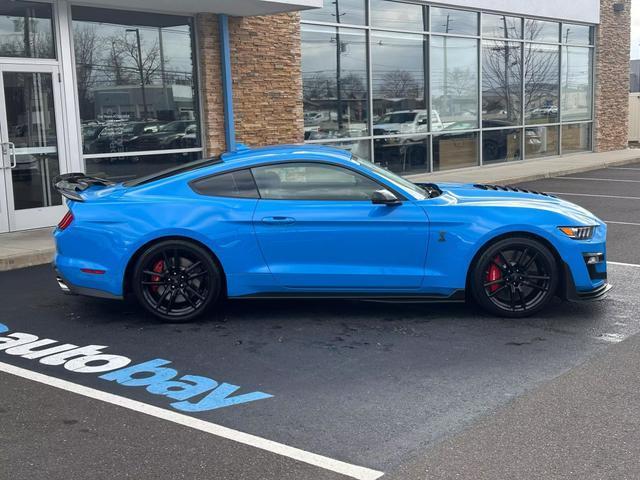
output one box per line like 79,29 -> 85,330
53,145 -> 610,322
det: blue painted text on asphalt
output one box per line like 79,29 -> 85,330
0,322 -> 273,411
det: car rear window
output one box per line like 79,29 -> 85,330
190,169 -> 260,199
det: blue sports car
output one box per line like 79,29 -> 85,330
53,145 -> 610,322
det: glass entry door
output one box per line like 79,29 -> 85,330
0,64 -> 67,232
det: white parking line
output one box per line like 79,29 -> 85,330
608,167 -> 640,171
608,261 -> 640,269
548,192 -> 640,201
0,361 -> 384,480
605,221 -> 640,227
553,177 -> 640,183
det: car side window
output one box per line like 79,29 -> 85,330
251,163 -> 383,201
191,169 -> 259,198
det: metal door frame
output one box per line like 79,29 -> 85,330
0,63 -> 68,232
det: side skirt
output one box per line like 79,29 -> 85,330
232,289 -> 466,303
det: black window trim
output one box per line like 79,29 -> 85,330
188,160 -> 408,201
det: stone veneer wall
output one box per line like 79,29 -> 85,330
594,0 -> 631,152
229,13 -> 304,147
196,13 -> 303,156
195,14 -> 226,156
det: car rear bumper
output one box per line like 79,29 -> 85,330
55,267 -> 123,300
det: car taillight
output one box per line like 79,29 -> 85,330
57,211 -> 74,231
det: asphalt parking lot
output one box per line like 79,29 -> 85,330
1,162 -> 640,480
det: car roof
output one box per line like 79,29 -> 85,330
220,144 -> 354,167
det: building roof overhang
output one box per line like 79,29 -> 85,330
76,0 -> 323,16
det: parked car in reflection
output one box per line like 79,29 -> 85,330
90,121 -> 162,157
126,120 -> 197,151
373,110 -> 445,137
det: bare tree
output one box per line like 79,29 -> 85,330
111,35 -> 162,85
73,25 -> 100,118
380,70 -> 420,99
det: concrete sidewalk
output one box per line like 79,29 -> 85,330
407,147 -> 640,184
0,228 -> 54,272
1,148 -> 639,272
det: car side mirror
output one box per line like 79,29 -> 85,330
371,189 -> 401,206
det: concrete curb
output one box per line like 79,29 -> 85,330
0,249 -> 54,273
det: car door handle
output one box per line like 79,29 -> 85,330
261,216 -> 296,225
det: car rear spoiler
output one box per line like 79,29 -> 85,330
53,173 -> 115,202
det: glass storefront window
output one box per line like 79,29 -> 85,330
370,0 -> 426,31
85,150 -> 201,182
301,0 -> 366,26
525,19 -> 560,43
72,6 -> 200,165
524,43 -> 559,124
431,36 -> 478,129
483,128 -> 521,164
482,41 -> 522,125
371,32 -> 426,136
307,139 -> 371,161
562,24 -> 592,45
562,123 -> 591,153
482,14 -> 522,39
374,134 -> 429,175
562,47 -> 592,122
525,125 -> 559,158
301,4 -> 595,168
302,25 -> 369,140
0,0 -> 54,59
433,131 -> 478,171
431,8 -> 478,36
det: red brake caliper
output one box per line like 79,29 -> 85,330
486,257 -> 502,293
150,260 -> 164,293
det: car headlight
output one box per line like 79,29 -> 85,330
558,226 -> 596,240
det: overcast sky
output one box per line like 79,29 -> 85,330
632,0 -> 640,59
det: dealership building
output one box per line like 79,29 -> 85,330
0,0 -> 630,232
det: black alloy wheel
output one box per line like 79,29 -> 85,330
132,240 -> 221,322
471,237 -> 559,318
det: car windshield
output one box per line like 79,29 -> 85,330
379,112 -> 416,124
352,156 -> 427,200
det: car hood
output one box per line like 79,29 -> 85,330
431,182 -> 602,225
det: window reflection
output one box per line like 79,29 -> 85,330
301,4 -> 595,168
72,7 -> 200,159
431,8 -> 478,36
370,0 -> 426,31
562,47 -> 592,122
562,24 -> 592,45
525,19 -> 559,43
431,36 -> 479,129
482,41 -> 522,125
374,134 -> 429,175
302,25 -> 368,140
433,131 -> 478,171
482,14 -> 522,39
562,123 -> 591,153
525,43 -> 559,124
526,125 -> 558,158
0,0 -> 54,58
301,0 -> 366,26
372,32 -> 426,137
482,127 -> 521,164
85,150 -> 201,182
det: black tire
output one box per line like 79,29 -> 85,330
132,240 -> 222,322
470,237 -> 559,318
